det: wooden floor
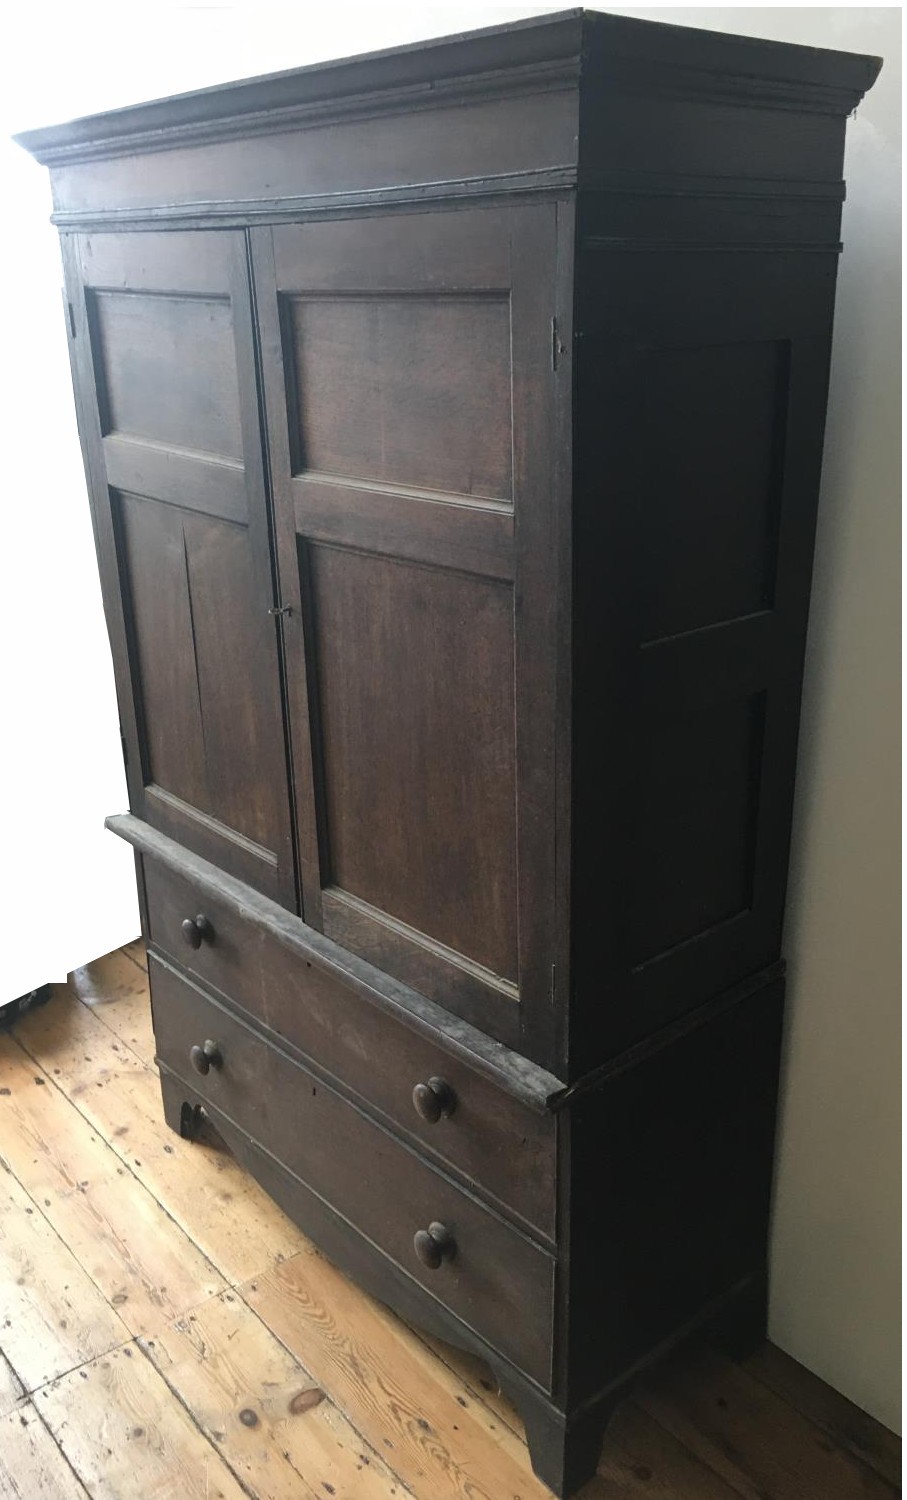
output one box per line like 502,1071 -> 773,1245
0,947 -> 899,1500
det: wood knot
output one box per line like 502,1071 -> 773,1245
288,1387 -> 325,1416
238,1409 -> 259,1428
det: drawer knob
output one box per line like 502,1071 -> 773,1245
413,1222 -> 456,1270
189,1039 -> 222,1076
412,1077 -> 456,1123
181,914 -> 214,950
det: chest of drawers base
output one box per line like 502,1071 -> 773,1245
125,816 -> 784,1497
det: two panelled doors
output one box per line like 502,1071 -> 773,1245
65,204 -> 561,1058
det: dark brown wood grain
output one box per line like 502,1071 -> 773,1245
89,287 -> 243,460
253,203 -> 561,1050
286,292 -> 513,499
111,814 -> 564,1111
44,89 -> 580,223
742,1343 -> 902,1489
150,954 -> 556,1389
291,480 -> 514,580
309,543 -> 518,977
569,239 -> 842,1068
28,14 -> 883,1498
141,853 -> 555,1239
101,437 -> 247,525
63,229 -> 296,906
17,10 -> 876,170
115,492 -> 208,808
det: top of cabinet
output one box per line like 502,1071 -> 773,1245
16,9 -> 880,167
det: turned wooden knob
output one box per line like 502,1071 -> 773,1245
189,1039 -> 222,1075
413,1222 -> 456,1270
412,1077 -> 456,1123
181,914 -> 214,950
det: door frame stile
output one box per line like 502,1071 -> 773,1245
60,231 -> 148,817
230,229 -> 300,913
248,225 -> 327,928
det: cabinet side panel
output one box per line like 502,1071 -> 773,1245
570,196 -> 843,1070
565,977 -> 784,1403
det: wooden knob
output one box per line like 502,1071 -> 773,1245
412,1077 -> 456,1123
189,1040 -> 222,1076
413,1222 -> 455,1270
181,914 -> 213,950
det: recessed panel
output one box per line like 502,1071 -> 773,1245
118,493 -> 284,851
639,341 -> 788,640
630,693 -> 765,965
307,543 -> 518,982
91,291 -> 243,460
286,294 -> 513,501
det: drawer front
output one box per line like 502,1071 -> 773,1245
143,857 -> 556,1240
150,955 -> 554,1388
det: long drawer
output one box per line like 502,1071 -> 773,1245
143,856 -> 556,1240
149,954 -> 555,1388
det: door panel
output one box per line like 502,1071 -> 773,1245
252,205 -> 560,1046
308,542 -> 519,986
89,287 -> 244,460
284,292 -> 514,498
64,231 -> 295,906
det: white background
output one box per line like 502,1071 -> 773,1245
1,1 -> 899,1433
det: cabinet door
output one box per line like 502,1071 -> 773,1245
251,206 -> 561,1053
63,231 -> 295,906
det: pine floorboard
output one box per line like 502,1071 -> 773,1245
0,947 -> 899,1500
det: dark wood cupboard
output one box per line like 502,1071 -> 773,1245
18,12 -> 880,1495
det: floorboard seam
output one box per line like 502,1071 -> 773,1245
404,1325 -> 525,1440
10,1395 -> 96,1500
23,1337 -> 139,1408
67,987 -> 156,1072
0,1161 -> 135,1381
118,946 -> 149,977
736,1360 -> 901,1494
133,1335 -> 293,1500
6,1030 -> 232,1296
0,1348 -> 28,1419
631,1391 -> 764,1500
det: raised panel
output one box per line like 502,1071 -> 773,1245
117,492 -> 285,857
307,543 -> 519,985
630,692 -> 766,966
117,493 -> 206,807
284,293 -> 513,501
639,341 -> 789,642
89,289 -> 243,460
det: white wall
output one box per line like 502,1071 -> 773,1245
5,3 -> 899,1429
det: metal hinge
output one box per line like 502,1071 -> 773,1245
268,604 -> 293,618
67,300 -> 76,339
119,731 -> 128,771
550,964 -> 557,1004
551,317 -> 566,371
